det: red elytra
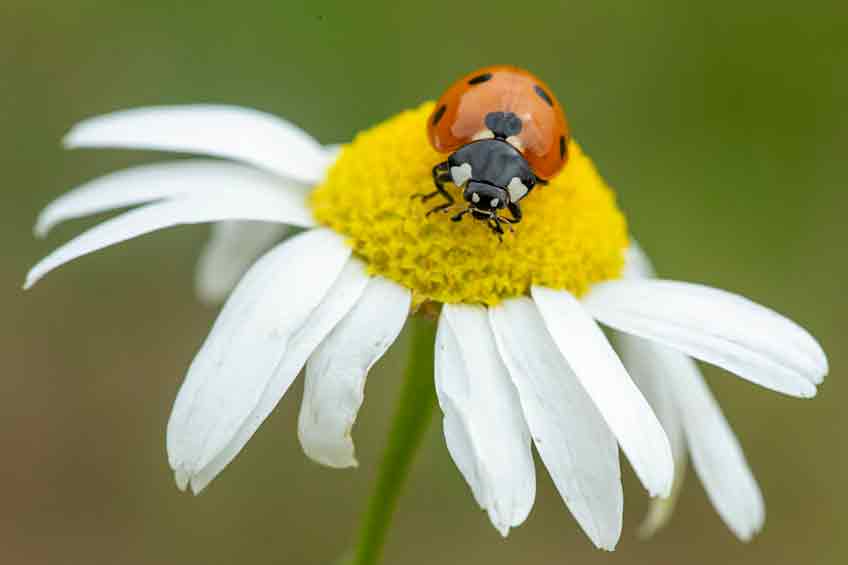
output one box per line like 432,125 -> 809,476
427,65 -> 570,181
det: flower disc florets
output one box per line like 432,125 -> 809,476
310,102 -> 628,306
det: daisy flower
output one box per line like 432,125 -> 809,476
27,101 -> 827,555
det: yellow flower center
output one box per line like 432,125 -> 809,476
310,102 -> 628,306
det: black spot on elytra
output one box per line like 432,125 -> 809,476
468,72 -> 493,85
432,104 -> 447,125
559,135 -> 566,159
534,85 -> 554,107
485,111 -> 522,138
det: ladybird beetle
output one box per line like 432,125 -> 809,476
416,65 -> 570,238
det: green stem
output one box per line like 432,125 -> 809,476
351,316 -> 437,565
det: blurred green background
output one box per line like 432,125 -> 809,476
2,1 -> 845,564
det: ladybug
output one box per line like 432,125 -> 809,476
417,65 -> 570,237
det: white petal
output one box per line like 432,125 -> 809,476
65,105 -> 332,184
616,332 -> 688,537
490,298 -> 622,550
435,304 -> 536,536
25,176 -> 313,289
665,353 -> 765,540
622,241 -> 656,279
531,286 -> 674,498
583,279 -> 827,397
324,143 -> 344,162
619,240 -> 689,534
34,160 -> 306,237
188,256 -> 368,493
298,277 -> 410,468
195,221 -> 289,304
617,246 -> 765,538
165,229 -> 359,492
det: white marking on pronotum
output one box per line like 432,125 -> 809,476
506,135 -> 524,151
450,163 -> 473,187
507,177 -> 529,202
471,192 -> 480,203
472,129 -> 495,141
491,198 -> 500,207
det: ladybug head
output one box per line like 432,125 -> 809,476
464,181 -> 507,217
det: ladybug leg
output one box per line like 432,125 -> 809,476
487,217 -> 505,242
505,202 -> 522,224
488,204 -> 520,236
426,162 -> 455,215
451,208 -> 470,222
499,217 -> 516,234
412,162 -> 455,216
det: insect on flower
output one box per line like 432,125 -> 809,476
417,65 -> 569,238
25,62 -> 829,556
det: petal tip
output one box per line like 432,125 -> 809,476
313,454 -> 358,469
733,519 -> 764,543
486,502 -> 529,540
803,333 -> 829,382
22,270 -> 39,290
33,219 -> 50,239
647,464 -> 675,500
588,527 -> 620,552
174,468 -> 190,492
651,484 -> 673,500
819,357 -> 830,379
300,435 -> 359,469
809,358 -> 828,385
189,478 -> 207,496
62,126 -> 85,149
798,381 -> 817,399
